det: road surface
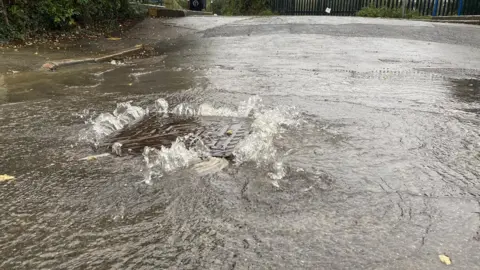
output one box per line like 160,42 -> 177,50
1,16 -> 480,269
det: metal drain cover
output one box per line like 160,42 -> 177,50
97,113 -> 251,159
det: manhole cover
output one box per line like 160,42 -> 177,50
97,113 -> 252,159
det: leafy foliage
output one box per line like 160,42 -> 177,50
0,0 -> 144,40
212,0 -> 273,15
164,0 -> 189,10
357,3 -> 430,19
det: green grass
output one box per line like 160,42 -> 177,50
357,4 -> 432,19
257,10 -> 279,16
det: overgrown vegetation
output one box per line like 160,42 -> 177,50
164,0 -> 188,10
357,3 -> 431,19
0,0 -> 147,41
211,0 -> 275,15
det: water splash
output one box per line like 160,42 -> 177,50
113,101 -> 147,125
112,142 -> 123,156
268,161 -> 287,180
171,103 -> 197,116
139,95 -> 283,183
129,69 -> 160,82
238,95 -> 262,117
74,109 -> 95,124
78,96 -> 299,183
197,96 -> 261,118
154,97 -> 297,181
110,60 -> 126,66
142,137 -> 202,184
177,95 -> 262,118
155,98 -> 169,113
197,103 -> 238,117
79,101 -> 147,147
233,106 -> 299,169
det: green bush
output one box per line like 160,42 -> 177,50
258,9 -> 277,16
211,0 -> 228,15
357,3 -> 428,19
214,0 -> 273,15
0,0 -> 145,41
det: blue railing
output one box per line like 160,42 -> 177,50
270,0 -> 480,16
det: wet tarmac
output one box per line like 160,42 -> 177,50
1,17 -> 480,269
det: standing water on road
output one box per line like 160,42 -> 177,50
1,17 -> 480,269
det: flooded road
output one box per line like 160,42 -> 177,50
1,17 -> 480,269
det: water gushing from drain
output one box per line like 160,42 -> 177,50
143,96 -> 299,183
78,101 -> 147,147
155,98 -> 169,113
142,137 -> 202,185
78,95 -> 299,183
233,106 -> 299,166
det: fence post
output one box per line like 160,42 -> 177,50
432,0 -> 439,16
402,0 -> 405,18
457,0 -> 464,15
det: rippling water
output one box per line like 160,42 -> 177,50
1,18 -> 480,269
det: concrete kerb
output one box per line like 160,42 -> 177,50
41,44 -> 145,71
433,15 -> 480,21
432,20 -> 480,25
148,6 -> 213,18
150,8 -> 187,18
430,15 -> 480,26
184,10 -> 214,16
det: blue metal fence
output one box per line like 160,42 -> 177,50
270,0 -> 480,16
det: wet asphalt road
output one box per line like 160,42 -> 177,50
1,17 -> 480,269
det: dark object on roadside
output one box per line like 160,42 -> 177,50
97,113 -> 251,159
189,0 -> 205,11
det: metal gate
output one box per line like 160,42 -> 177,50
463,0 -> 480,15
270,0 -> 480,16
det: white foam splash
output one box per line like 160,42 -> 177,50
161,96 -> 297,180
197,103 -> 238,117
181,95 -> 262,118
238,95 -> 262,117
233,106 -> 299,168
79,101 -> 147,147
267,161 -> 286,180
78,96 -> 298,183
192,157 -> 229,176
112,142 -> 123,155
140,96 -> 269,183
113,101 -> 147,125
155,98 -> 169,113
171,103 -> 197,116
145,96 -> 297,182
110,60 -> 126,66
193,96 -> 262,117
129,69 -> 160,82
142,138 -> 202,184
